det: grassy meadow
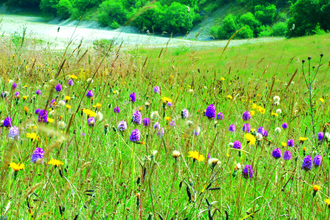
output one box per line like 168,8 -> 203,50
0,32 -> 330,219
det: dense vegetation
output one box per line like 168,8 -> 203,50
0,0 -> 329,38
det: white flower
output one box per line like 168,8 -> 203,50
276,109 -> 282,114
172,150 -> 181,158
234,163 -> 242,171
49,110 -> 55,116
274,101 -> 280,106
188,89 -> 194,93
228,142 -> 234,147
152,150 -> 158,156
275,127 -> 281,133
273,96 -> 280,102
325,132 -> 330,141
8,80 -> 14,84
186,120 -> 193,127
208,158 -> 220,166
95,111 -> 103,121
87,78 -> 94,83
256,133 -> 263,140
150,111 -> 159,120
58,100 -> 66,107
58,121 -> 66,129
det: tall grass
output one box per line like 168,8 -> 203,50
0,31 -> 330,219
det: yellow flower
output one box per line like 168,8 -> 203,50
83,109 -> 96,117
227,95 -> 233,99
48,118 -> 54,123
139,107 -> 143,111
65,96 -> 71,101
226,154 -> 231,157
251,128 -> 255,132
24,85 -> 27,88
313,185 -> 321,192
70,75 -> 77,79
250,110 -> 255,116
259,108 -> 266,114
252,104 -> 257,109
23,96 -> 28,100
24,106 -> 29,112
161,97 -> 172,103
65,105 -> 71,109
281,142 -> 287,147
220,77 -> 225,81
26,133 -> 38,141
9,162 -> 25,171
96,103 -> 101,108
319,98 -> 324,103
325,198 -> 330,206
303,147 -> 306,151
299,137 -> 308,142
165,117 -> 171,121
48,159 -> 64,166
271,112 -> 279,117
245,133 -> 256,145
188,151 -> 205,162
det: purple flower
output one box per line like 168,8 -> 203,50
143,118 -> 151,127
1,93 -> 4,98
118,121 -> 127,132
36,90 -> 41,95
31,148 -> 44,163
282,123 -> 288,129
242,111 -> 251,121
272,148 -> 282,159
35,108 -> 41,115
68,79 -> 74,86
38,110 -> 48,123
242,165 -> 253,179
132,111 -> 142,125
283,151 -> 291,160
243,123 -> 251,133
207,153 -> 211,160
130,129 -> 141,142
3,117 -> 12,127
318,132 -> 324,141
86,90 -> 93,98
50,99 -> 56,107
12,83 -> 17,90
313,155 -> 322,167
233,141 -> 241,149
257,127 -> 264,135
14,92 -> 19,96
229,124 -> 235,132
87,117 -> 95,127
129,92 -> 136,103
263,130 -> 269,137
205,104 -> 216,120
153,86 -> 160,93
154,122 -> 160,130
81,133 -> 86,136
167,102 -> 172,107
217,112 -> 223,120
301,155 -> 313,171
170,121 -> 175,127
288,139 -> 294,147
158,128 -> 164,137
193,127 -> 200,136
8,126 -> 20,139
181,109 -> 189,119
114,107 -> 120,113
55,84 -> 62,92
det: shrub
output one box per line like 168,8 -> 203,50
133,2 -> 164,32
110,21 -> 121,29
272,22 -> 287,36
98,1 -> 128,27
40,0 -> 60,15
56,0 -> 73,19
258,26 -> 272,37
239,12 -> 261,37
254,4 -> 277,25
237,25 -> 254,39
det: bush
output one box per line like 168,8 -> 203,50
258,26 -> 272,37
110,21 -> 120,29
254,4 -> 277,25
133,2 -> 164,32
56,0 -> 73,19
210,14 -> 238,39
40,0 -> 60,15
239,12 -> 261,37
237,25 -> 254,39
272,22 -> 287,36
98,1 -> 128,27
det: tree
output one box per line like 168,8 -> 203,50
98,1 -> 128,27
40,0 -> 60,15
57,0 -> 73,19
239,12 -> 261,37
272,22 -> 287,36
254,4 -> 277,25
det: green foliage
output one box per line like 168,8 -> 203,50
97,1 -> 128,26
237,25 -> 254,38
272,22 -> 287,36
56,0 -> 73,19
133,2 -> 164,32
40,0 -> 59,15
254,4 -> 277,25
258,25 -> 273,37
239,12 -> 261,37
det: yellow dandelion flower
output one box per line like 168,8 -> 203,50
188,151 -> 205,162
83,109 -> 96,117
250,110 -> 255,116
47,118 -> 54,123
319,98 -> 324,103
299,137 -> 308,142
65,105 -> 71,109
96,103 -> 102,108
24,85 -> 28,88
245,133 -> 256,145
271,112 -> 279,117
24,106 -> 29,112
325,199 -> 330,206
10,162 -> 25,171
139,107 -> 143,111
26,133 -> 38,141
220,77 -> 225,81
48,159 -> 64,166
227,95 -> 233,99
226,154 -> 231,158
23,96 -> 28,100
313,185 -> 321,192
165,117 -> 171,121
252,104 -> 257,109
260,108 -> 266,114
161,97 -> 172,103
70,75 -> 77,79
251,128 -> 255,132
281,142 -> 287,147
65,96 -> 71,101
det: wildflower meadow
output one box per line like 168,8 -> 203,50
0,33 -> 330,219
